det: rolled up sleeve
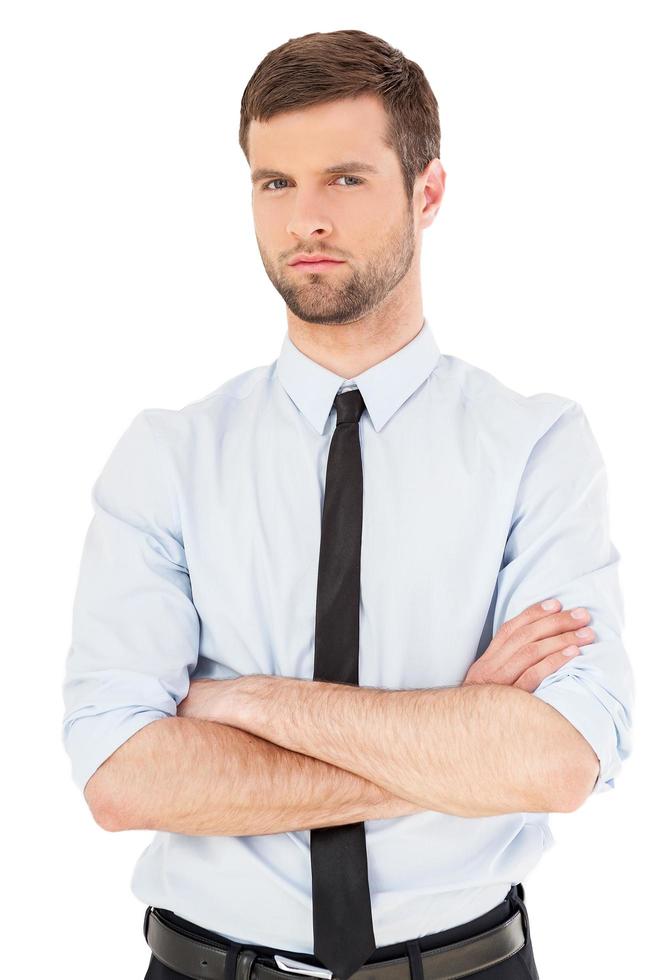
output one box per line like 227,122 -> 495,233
493,399 -> 635,796
61,409 -> 200,795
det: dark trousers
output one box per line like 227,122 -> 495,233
144,883 -> 538,980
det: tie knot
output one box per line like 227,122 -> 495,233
334,387 -> 365,425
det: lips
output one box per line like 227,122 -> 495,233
290,260 -> 344,273
289,255 -> 344,265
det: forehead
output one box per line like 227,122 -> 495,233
248,93 -> 393,168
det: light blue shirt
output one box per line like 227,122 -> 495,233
61,316 -> 634,950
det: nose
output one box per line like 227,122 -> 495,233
286,196 -> 334,241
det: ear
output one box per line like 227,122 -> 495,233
418,159 -> 446,229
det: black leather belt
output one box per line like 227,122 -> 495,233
144,904 -> 526,980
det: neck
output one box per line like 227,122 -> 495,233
287,299 -> 425,380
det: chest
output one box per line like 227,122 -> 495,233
180,415 -> 516,686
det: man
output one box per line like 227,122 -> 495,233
62,28 -> 634,980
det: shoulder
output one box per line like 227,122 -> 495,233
138,361 -> 275,448
434,350 -> 581,448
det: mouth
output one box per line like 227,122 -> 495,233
289,259 -> 345,271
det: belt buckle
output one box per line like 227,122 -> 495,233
273,954 -> 333,979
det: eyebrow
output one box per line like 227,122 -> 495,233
251,160 -> 380,184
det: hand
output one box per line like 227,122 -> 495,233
462,599 -> 594,693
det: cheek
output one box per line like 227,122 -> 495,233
252,202 -> 280,236
350,196 -> 401,233
331,201 -> 385,246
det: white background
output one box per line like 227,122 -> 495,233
1,2 -> 648,977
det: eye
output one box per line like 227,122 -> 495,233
262,178 -> 289,192
261,175 -> 365,192
333,175 -> 364,187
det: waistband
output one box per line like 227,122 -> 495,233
144,883 -> 531,980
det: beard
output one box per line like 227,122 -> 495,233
256,207 -> 416,326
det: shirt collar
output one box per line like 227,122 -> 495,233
274,316 -> 441,435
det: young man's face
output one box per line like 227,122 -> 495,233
248,93 -> 432,326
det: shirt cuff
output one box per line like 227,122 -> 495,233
63,707 -> 173,795
531,672 -> 621,795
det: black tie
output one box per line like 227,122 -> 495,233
310,387 -> 377,980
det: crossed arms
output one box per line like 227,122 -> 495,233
87,664 -> 598,835
66,402 -> 633,836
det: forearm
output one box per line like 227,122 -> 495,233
225,678 -> 589,816
91,716 -> 426,835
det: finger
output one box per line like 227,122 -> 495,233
492,598 -> 564,651
491,606 -> 592,669
512,645 -> 583,693
467,599 -> 566,683
490,626 -> 595,686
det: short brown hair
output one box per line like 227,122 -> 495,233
239,29 -> 441,202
